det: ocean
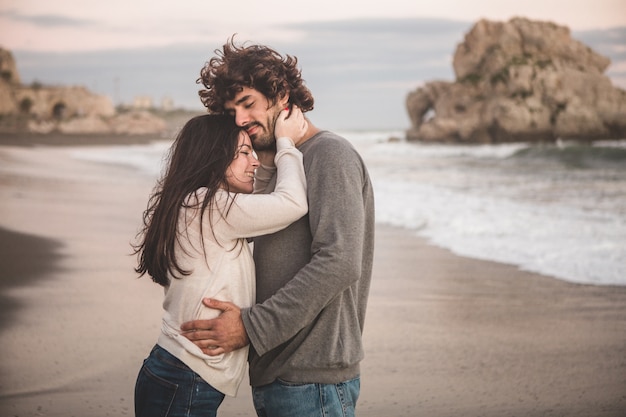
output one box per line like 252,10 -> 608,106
71,131 -> 626,287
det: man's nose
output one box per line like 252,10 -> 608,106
235,111 -> 249,127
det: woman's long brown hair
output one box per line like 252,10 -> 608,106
133,114 -> 242,286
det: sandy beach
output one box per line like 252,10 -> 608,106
1,134 -> 625,417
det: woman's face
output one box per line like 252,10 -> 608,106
225,131 -> 260,194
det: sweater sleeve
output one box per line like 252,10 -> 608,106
209,137 -> 307,239
242,137 -> 369,355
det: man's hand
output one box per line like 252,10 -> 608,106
180,298 -> 250,356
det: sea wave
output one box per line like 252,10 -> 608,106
71,133 -> 626,286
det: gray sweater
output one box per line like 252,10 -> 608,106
242,130 -> 375,387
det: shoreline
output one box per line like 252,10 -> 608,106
1,137 -> 625,416
0,132 -> 166,147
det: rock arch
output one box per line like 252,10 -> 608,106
19,97 -> 33,114
52,102 -> 67,119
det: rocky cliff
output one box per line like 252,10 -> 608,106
0,47 -> 166,135
406,17 -> 626,143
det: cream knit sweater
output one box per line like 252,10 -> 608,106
157,137 -> 307,396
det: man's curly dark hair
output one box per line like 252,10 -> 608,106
197,36 -> 314,114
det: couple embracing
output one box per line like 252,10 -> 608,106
133,36 -> 374,417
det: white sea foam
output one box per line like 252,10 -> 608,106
373,177 -> 626,285
71,132 -> 626,286
71,142 -> 171,178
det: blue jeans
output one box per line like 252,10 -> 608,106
252,376 -> 360,417
134,345 -> 225,417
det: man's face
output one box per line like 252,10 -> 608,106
224,87 -> 286,151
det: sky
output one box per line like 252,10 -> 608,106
1,0 -> 625,52
1,0 -> 625,130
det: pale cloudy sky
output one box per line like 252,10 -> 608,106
1,0 -> 625,52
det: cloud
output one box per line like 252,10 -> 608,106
0,9 -> 96,27
290,17 -> 472,35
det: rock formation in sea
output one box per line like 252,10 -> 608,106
406,17 -> 626,143
0,47 -> 167,135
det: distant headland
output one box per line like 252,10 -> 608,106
0,47 -> 201,137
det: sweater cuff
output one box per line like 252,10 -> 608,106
275,136 -> 296,150
240,307 -> 263,355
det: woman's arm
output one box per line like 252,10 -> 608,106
211,107 -> 309,239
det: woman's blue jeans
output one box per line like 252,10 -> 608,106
252,376 -> 360,417
134,345 -> 225,417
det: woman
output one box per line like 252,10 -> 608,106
133,108 -> 308,416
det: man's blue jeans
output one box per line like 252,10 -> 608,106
252,376 -> 360,417
134,345 -> 225,417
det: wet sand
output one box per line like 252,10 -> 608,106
0,135 -> 625,416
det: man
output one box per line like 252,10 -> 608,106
181,36 -> 375,417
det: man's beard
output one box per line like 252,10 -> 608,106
249,108 -> 280,151
250,128 -> 276,152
